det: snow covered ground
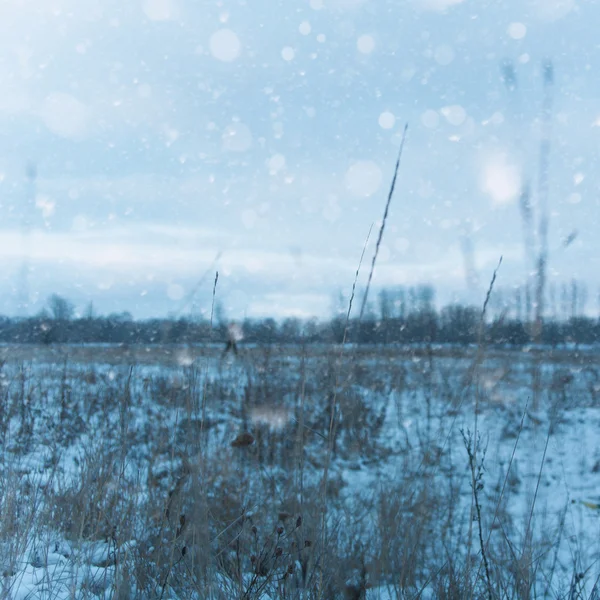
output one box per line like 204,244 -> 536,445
0,344 -> 598,599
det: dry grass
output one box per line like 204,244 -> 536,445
0,344 -> 595,598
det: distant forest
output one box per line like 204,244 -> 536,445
3,282 -> 600,346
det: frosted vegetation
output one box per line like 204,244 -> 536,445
0,343 -> 599,599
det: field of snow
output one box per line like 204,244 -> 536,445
0,344 -> 598,599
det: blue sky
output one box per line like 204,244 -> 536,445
0,0 -> 597,319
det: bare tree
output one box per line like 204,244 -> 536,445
48,294 -> 74,321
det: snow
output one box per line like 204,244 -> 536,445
166,283 -> 185,301
142,0 -> 178,21
481,154 -> 522,206
531,0 -> 575,21
507,22 -> 528,40
209,29 -> 241,63
345,160 -> 383,198
0,345 -> 599,597
221,122 -> 252,153
241,209 -> 258,229
417,0 -> 465,11
267,154 -> 286,173
281,47 -> 295,61
421,109 -> 440,128
434,44 -> 455,66
299,21 -> 312,35
441,104 -> 467,126
40,93 -> 88,140
357,34 -> 376,55
378,111 -> 396,130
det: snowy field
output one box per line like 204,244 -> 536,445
0,344 -> 598,599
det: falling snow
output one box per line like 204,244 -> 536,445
142,0 -> 178,21
40,93 -> 89,139
345,160 -> 383,197
221,122 -> 252,152
299,21 -> 311,35
440,104 -> 467,126
507,22 -> 527,39
378,111 -> 396,129
281,46 -> 295,61
209,28 -> 241,62
434,44 -> 455,65
357,34 -> 376,54
166,283 -> 185,301
481,154 -> 522,206
421,109 -> 440,128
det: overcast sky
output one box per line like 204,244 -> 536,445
0,0 -> 597,319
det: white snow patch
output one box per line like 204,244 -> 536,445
566,192 -> 582,205
481,154 -> 522,206
345,161 -> 383,197
209,28 -> 241,62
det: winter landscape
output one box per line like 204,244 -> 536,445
1,0 -> 599,597
0,340 -> 599,599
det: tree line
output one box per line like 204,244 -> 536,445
3,284 -> 600,346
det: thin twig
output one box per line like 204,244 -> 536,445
210,271 -> 219,330
524,416 -> 553,557
359,123 -> 408,321
343,223 -> 373,345
475,396 -> 529,588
